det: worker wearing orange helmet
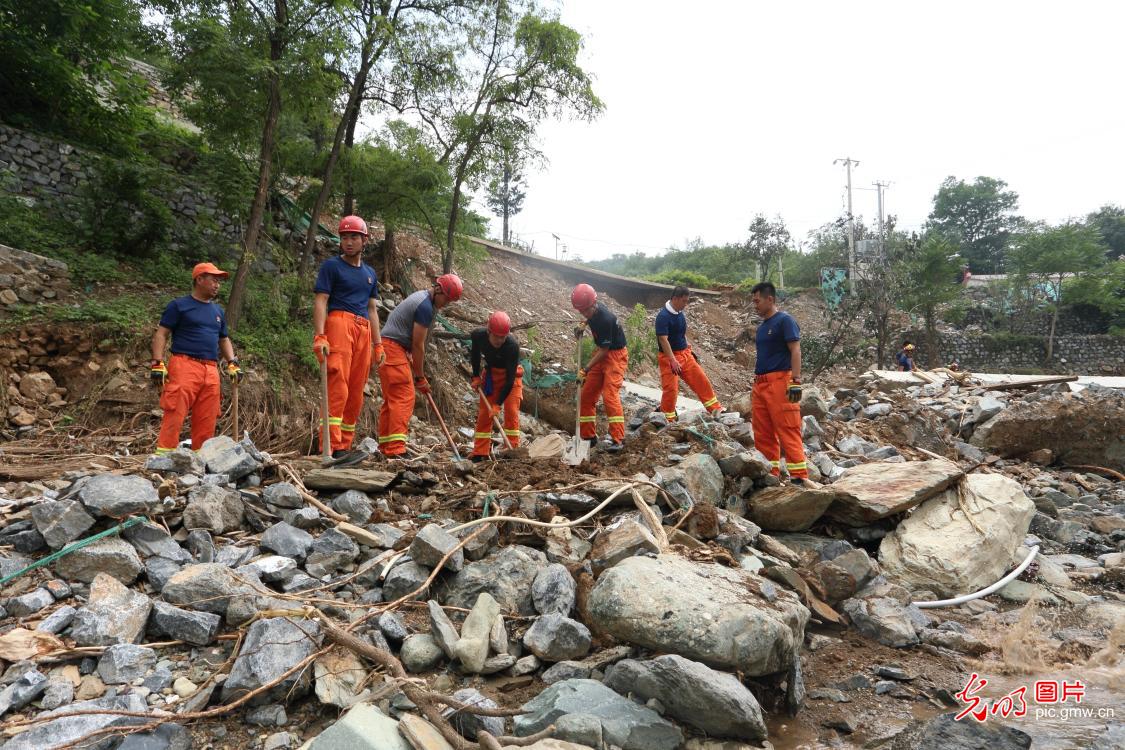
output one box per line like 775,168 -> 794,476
151,262 -> 242,455
572,283 -> 629,452
312,216 -> 384,459
468,311 -> 523,461
376,273 -> 463,457
655,285 -> 722,421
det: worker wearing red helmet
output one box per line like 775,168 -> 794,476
572,283 -> 629,452
468,310 -> 523,461
377,273 -> 463,457
312,216 -> 384,458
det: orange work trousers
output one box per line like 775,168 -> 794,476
658,347 -> 721,421
377,339 -> 414,456
579,348 -> 629,443
471,366 -> 523,457
325,311 -> 373,452
157,354 -> 221,453
751,370 -> 807,479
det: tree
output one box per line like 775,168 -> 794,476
1009,222 -> 1107,361
411,1 -> 603,272
740,214 -> 791,282
485,156 -> 526,245
1086,204 -> 1125,260
900,234 -> 963,367
927,176 -> 1022,274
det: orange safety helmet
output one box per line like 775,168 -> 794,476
570,283 -> 597,311
435,273 -> 464,302
487,310 -> 511,337
338,215 -> 368,236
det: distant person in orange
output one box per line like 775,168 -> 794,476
655,285 -> 722,422
571,283 -> 628,452
377,274 -> 463,457
312,216 -> 384,459
749,281 -> 807,483
151,263 -> 242,455
469,311 -> 523,461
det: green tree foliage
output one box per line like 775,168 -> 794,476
1085,204 -> 1125,260
1066,259 -> 1125,333
485,158 -> 527,246
644,270 -> 714,289
0,0 -> 151,153
927,176 -> 1022,274
739,214 -> 791,281
900,234 -> 963,366
1009,222 -> 1108,359
622,303 -> 656,370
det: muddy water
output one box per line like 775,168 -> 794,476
765,703 -> 942,750
975,670 -> 1121,749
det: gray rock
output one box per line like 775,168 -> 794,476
37,605 -> 77,634
145,448 -> 206,476
150,601 -> 221,645
304,528 -> 359,576
836,435 -> 875,455
38,679 -> 74,711
260,522 -> 315,561
441,545 -> 547,616
364,523 -> 405,549
161,562 -> 251,615
532,563 -> 576,615
247,704 -> 288,727
0,694 -> 148,750
183,484 -> 245,534
479,653 -> 517,674
410,524 -> 464,572
115,723 -> 192,750
214,544 -> 255,568
841,596 -> 926,648
888,711 -> 1031,749
522,614 -> 592,662
863,403 -> 892,419
541,660 -> 592,684
329,490 -> 373,524
588,554 -> 808,676
221,617 -> 321,705
97,644 -> 155,684
590,517 -> 661,575
263,482 -> 304,510
7,587 -> 55,617
1090,723 -> 1125,750
443,687 -> 505,740
452,593 -> 500,673
679,453 -> 725,506
187,530 -> 215,562
239,555 -> 298,584
717,450 -> 774,480
283,507 -> 321,529
383,561 -> 431,602
198,435 -> 261,480
514,678 -> 683,750
604,654 -> 767,740
428,599 -> 461,658
305,703 -> 409,750
145,557 -> 183,592
0,670 -> 47,716
376,611 -> 408,643
400,634 -> 444,673
70,573 -> 151,646
972,395 -> 1006,425
75,474 -> 160,518
54,537 -> 143,584
123,522 -> 191,562
30,500 -> 94,549
511,655 -> 541,676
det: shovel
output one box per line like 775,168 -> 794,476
478,387 -> 513,451
425,391 -> 462,461
318,347 -> 332,462
231,379 -> 240,440
562,336 -> 590,466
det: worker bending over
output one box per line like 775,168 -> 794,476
469,311 -> 523,461
151,262 -> 242,454
377,274 -> 463,457
749,281 -> 808,482
312,216 -> 384,459
571,283 -> 628,453
655,284 -> 722,421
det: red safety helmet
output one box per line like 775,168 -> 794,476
487,310 -> 511,337
435,273 -> 464,302
571,283 -> 597,311
338,215 -> 368,237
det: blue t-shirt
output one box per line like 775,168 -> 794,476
896,351 -> 913,370
587,302 -> 627,350
754,311 -> 800,374
314,256 -> 379,317
654,304 -> 688,351
159,295 -> 229,361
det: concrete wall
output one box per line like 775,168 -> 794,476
906,330 -> 1125,375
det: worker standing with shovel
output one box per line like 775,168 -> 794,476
312,216 -> 384,462
468,311 -> 523,462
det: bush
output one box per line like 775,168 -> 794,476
623,303 -> 656,370
81,160 -> 174,258
644,270 -> 714,289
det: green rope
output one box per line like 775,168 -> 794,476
0,516 -> 146,587
482,491 -> 495,519
684,426 -> 715,447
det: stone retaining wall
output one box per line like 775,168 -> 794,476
905,330 -> 1125,375
0,243 -> 69,308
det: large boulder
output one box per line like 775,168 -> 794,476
182,484 -> 245,534
70,573 -> 151,646
161,563 -> 252,615
826,459 -> 963,526
198,435 -> 261,480
514,679 -> 683,750
75,474 -> 161,518
749,485 -> 844,531
441,545 -> 546,616
677,453 -> 724,506
54,537 -> 142,584
879,474 -> 1036,598
587,554 -> 808,676
603,655 -> 767,740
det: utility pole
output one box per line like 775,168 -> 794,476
552,233 -> 560,260
834,157 -> 859,294
874,181 -> 889,260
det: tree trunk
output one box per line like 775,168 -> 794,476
1047,294 -> 1059,362
227,21 -> 285,331
925,308 -> 937,368
297,46 -> 374,275
383,225 -> 396,284
341,94 -> 363,216
501,163 -> 510,245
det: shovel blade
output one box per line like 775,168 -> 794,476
562,437 -> 590,466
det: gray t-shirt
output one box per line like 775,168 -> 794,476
381,290 -> 434,349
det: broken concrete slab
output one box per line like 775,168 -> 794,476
826,459 -> 964,526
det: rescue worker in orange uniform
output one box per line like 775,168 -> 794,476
749,281 -> 808,483
655,284 -> 722,421
571,283 -> 628,453
377,274 -> 463,457
150,262 -> 243,455
468,311 -> 523,461
312,216 -> 384,459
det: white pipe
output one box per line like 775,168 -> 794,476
913,545 -> 1040,609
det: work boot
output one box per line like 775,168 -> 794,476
603,439 -> 624,454
326,449 -> 367,468
469,454 -> 487,463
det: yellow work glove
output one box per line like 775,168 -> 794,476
787,381 -> 803,403
225,359 -> 243,383
149,360 -> 167,388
